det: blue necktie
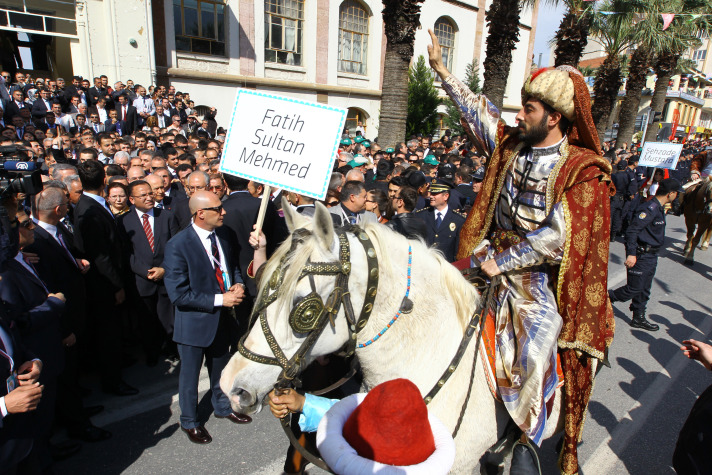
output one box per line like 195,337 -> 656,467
435,212 -> 443,228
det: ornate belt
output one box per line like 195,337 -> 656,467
490,228 -> 524,255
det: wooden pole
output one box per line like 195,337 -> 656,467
255,185 -> 272,236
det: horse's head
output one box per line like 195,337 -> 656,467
220,200 -> 373,414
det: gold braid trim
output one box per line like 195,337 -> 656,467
556,195 -> 572,312
557,339 -> 605,361
546,137 -> 570,215
475,140 -> 525,247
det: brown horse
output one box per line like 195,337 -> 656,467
683,178 -> 712,265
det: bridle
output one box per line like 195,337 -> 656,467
237,225 -> 379,391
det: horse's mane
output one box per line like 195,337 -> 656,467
258,221 -> 478,331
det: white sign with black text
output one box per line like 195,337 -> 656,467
638,142 -> 684,170
220,89 -> 347,201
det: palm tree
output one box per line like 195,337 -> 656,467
481,0 -> 528,110
588,0 -> 637,139
614,45 -> 651,148
644,0 -> 712,143
553,0 -> 596,67
378,0 -> 424,148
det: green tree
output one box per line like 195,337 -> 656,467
442,61 -> 481,135
378,0 -> 424,148
588,0 -> 637,139
644,0 -> 711,143
406,55 -> 441,137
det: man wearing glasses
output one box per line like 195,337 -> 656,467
164,191 -> 251,445
118,180 -> 179,367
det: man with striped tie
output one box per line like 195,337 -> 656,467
117,180 -> 179,366
163,191 -> 251,445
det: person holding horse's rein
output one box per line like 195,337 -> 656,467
428,32 -> 614,475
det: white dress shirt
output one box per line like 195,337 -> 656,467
136,208 -> 154,234
191,223 -> 228,307
133,95 -> 156,116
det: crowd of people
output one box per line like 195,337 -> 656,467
0,67 -> 496,473
1,48 -> 712,474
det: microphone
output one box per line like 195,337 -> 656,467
1,161 -> 38,172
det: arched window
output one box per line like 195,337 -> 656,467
338,0 -> 369,75
434,17 -> 455,74
345,107 -> 368,136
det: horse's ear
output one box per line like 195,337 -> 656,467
282,197 -> 308,232
313,201 -> 335,250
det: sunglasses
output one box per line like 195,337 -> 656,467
200,205 -> 223,213
326,201 -> 339,206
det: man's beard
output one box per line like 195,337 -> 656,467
518,114 -> 549,146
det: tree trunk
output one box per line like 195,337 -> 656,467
590,54 -> 622,141
615,46 -> 650,148
553,8 -> 592,68
481,0 -> 522,111
644,51 -> 679,143
379,49 -> 413,148
377,0 -> 423,148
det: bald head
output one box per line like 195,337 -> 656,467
127,166 -> 146,183
189,190 -> 219,214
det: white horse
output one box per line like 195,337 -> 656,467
220,203 -> 565,473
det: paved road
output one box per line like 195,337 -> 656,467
54,214 -> 712,474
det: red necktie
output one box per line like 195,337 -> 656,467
122,105 -> 127,120
209,232 -> 225,293
142,213 -> 155,253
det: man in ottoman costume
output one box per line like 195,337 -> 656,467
428,31 -> 614,475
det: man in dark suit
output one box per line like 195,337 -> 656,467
104,108 -> 127,136
164,191 -> 251,445
30,89 -> 54,119
73,160 -> 138,396
4,89 -> 28,123
25,185 -> 111,443
115,93 -> 138,135
118,181 -> 179,366
0,206 -> 72,470
222,174 -> 288,300
416,179 -> 465,262
0,312 -> 44,472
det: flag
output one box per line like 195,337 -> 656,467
662,13 -> 675,30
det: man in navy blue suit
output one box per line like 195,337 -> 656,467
118,180 -> 179,366
164,191 -> 252,444
0,205 -> 72,470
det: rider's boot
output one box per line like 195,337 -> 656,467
629,311 -> 659,331
510,434 -> 541,475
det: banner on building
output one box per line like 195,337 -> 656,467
220,89 -> 347,201
639,142 -> 684,170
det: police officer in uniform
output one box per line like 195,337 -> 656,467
621,156 -> 641,235
609,178 -> 682,331
416,179 -> 465,262
610,159 -> 629,240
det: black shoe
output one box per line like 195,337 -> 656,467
608,289 -> 616,303
122,355 -> 138,368
102,380 -> 139,396
78,385 -> 92,398
51,441 -> 82,461
630,313 -> 659,331
510,440 -> 541,475
83,405 -> 104,418
68,424 -> 113,442
146,354 -> 160,367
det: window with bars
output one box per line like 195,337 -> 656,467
434,18 -> 455,77
264,0 -> 304,66
173,0 -> 226,56
338,0 -> 368,75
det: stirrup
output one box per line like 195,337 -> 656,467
510,438 -> 542,475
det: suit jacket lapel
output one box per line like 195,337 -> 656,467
11,259 -> 46,292
35,225 -> 75,267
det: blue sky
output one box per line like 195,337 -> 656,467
533,2 -> 567,67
